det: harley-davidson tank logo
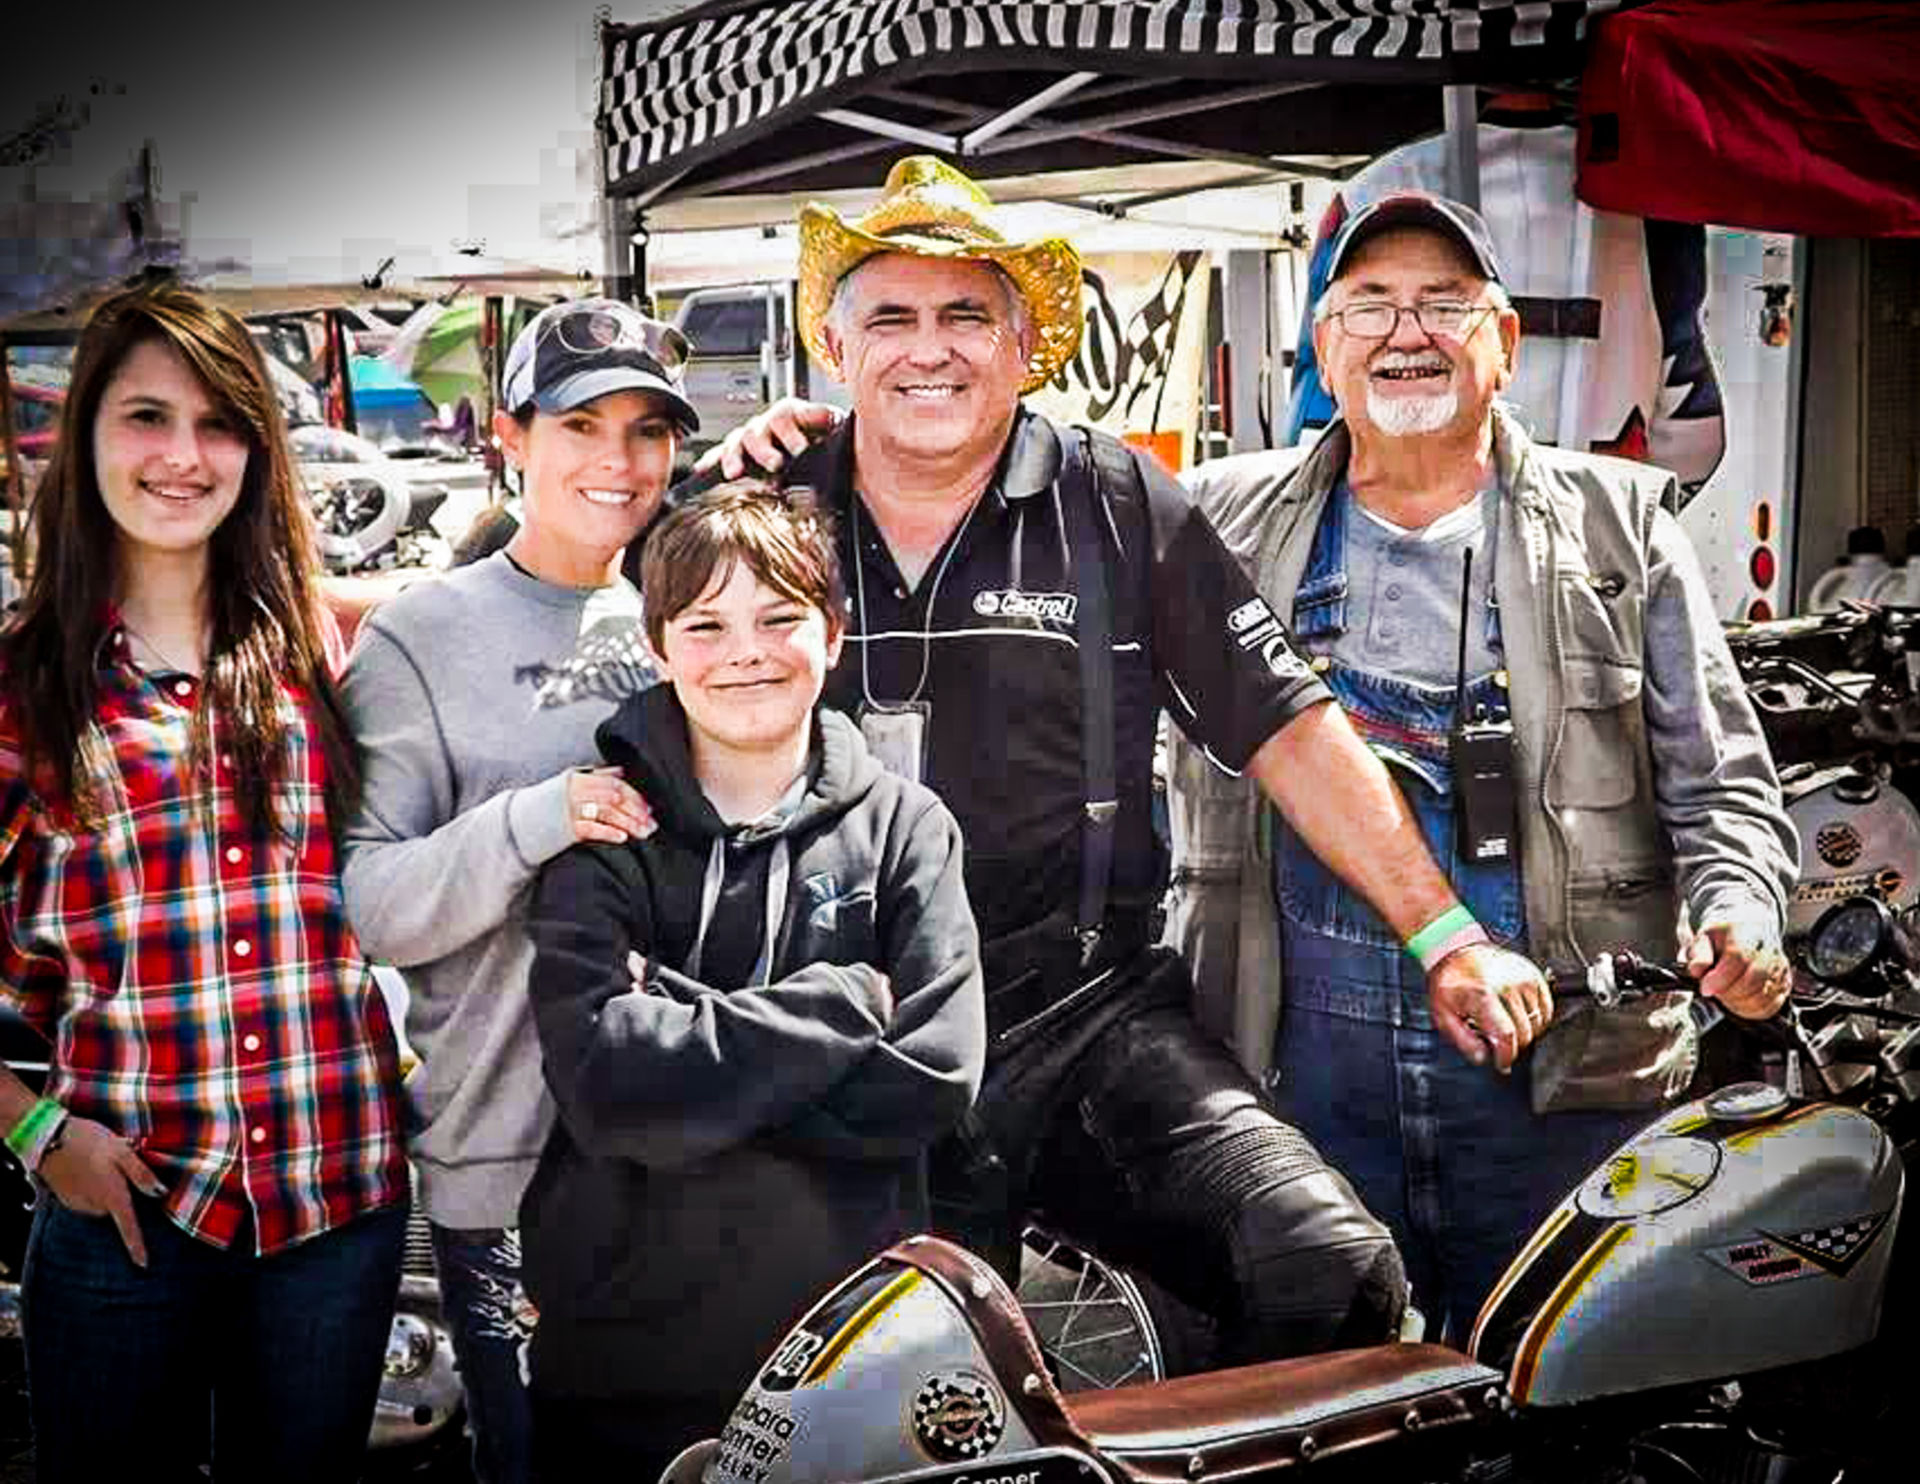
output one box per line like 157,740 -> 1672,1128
1704,1211 -> 1892,1287
910,1371 -> 1005,1461
1795,866 -> 1906,909
1815,822 -> 1864,867
1703,1237 -> 1816,1287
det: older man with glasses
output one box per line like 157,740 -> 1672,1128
1166,192 -> 1798,1341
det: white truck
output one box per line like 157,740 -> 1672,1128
669,281 -> 848,469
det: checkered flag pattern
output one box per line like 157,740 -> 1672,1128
1785,1215 -> 1885,1265
1078,249 -> 1205,426
599,1 -> 1640,196
910,1374 -> 1005,1460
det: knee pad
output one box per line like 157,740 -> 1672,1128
1186,1118 -> 1411,1361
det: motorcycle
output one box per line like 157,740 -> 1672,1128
640,606 -> 1920,1484
1728,602 -> 1920,938
654,892 -> 1920,1484
291,423 -> 479,576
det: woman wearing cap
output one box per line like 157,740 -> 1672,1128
338,298 -> 697,1484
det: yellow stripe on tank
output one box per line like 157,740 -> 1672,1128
1510,1224 -> 1634,1404
1723,1101 -> 1829,1153
1469,1203 -> 1576,1356
803,1269 -> 924,1384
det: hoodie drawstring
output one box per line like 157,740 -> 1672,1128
686,834 -> 790,990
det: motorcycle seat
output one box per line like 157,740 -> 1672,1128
1063,1344 -> 1509,1480
883,1236 -> 1509,1480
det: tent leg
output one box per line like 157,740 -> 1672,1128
1443,86 -> 1481,210
631,218 -> 652,314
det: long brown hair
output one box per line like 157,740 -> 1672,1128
0,277 -> 360,835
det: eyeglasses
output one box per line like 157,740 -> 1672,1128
545,305 -> 689,371
1321,300 -> 1497,341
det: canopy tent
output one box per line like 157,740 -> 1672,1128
1575,0 -> 1920,238
381,300 -> 488,410
597,0 -> 1645,246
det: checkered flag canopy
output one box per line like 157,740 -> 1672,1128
600,1 -> 1642,198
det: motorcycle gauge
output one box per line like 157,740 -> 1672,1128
1805,897 -> 1897,993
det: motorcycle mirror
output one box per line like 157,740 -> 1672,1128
1803,897 -> 1901,996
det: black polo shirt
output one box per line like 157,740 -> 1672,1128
789,408 -> 1329,945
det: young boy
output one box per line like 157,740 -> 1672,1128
520,481 -> 986,1475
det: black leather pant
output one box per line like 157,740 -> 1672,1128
933,945 -> 1408,1368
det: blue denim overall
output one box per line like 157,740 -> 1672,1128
1266,487 -> 1642,1342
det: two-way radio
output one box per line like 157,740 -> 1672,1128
1448,547 -> 1519,863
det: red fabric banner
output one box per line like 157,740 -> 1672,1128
1577,0 -> 1920,237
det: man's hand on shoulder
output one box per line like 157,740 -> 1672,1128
695,398 -> 845,479
1684,910 -> 1790,1020
1427,943 -> 1554,1073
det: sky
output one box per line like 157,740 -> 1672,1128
7,0 -> 705,288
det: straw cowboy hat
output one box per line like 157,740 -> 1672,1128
797,156 -> 1084,393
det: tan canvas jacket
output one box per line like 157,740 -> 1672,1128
1165,406 -> 1796,1079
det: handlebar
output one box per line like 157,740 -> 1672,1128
1548,949 -> 1693,1008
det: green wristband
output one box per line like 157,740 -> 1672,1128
1405,904 -> 1479,965
5,1098 -> 63,1159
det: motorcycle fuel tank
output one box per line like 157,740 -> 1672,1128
1469,1084 -> 1903,1408
699,1237 -> 1100,1484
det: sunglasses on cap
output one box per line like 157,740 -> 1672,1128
541,304 -> 690,372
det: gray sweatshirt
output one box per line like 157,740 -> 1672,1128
339,553 -> 654,1227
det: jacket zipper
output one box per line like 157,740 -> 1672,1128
1527,461 -> 1581,968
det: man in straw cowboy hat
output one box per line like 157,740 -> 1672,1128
696,156 -> 1552,1364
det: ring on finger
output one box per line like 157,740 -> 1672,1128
581,801 -> 600,823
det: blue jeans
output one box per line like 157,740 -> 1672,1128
432,1223 -> 537,1484
21,1192 -> 405,1482
1270,995 -> 1649,1342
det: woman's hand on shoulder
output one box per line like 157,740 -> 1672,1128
564,765 -> 655,845
40,1116 -> 167,1268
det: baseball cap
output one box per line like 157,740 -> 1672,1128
501,298 -> 699,431
1325,191 -> 1505,286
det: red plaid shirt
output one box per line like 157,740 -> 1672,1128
0,627 -> 408,1254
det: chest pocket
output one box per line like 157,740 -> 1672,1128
1549,574 -> 1648,811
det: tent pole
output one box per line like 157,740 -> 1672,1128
483,296 -> 504,502
597,141 -> 636,304
600,195 -> 633,304
631,217 -> 652,314
593,5 -> 633,304
1443,85 -> 1481,209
